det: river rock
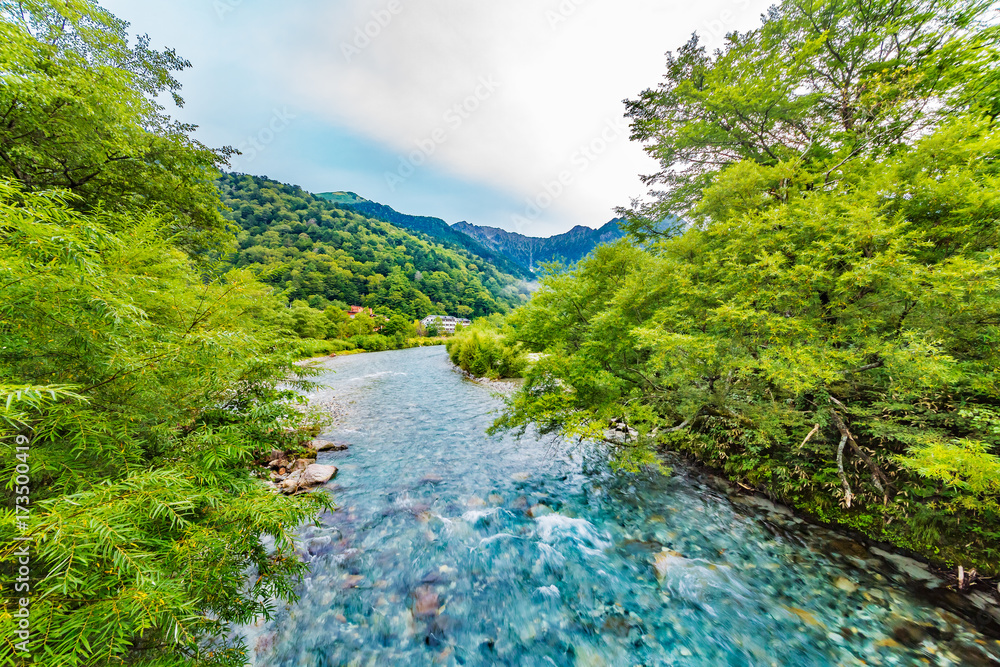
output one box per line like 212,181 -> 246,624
306,535 -> 334,556
311,439 -> 349,452
267,456 -> 291,470
834,577 -> 858,594
892,620 -> 929,647
413,586 -> 440,617
528,503 -> 552,518
870,547 -> 939,582
622,539 -> 664,556
289,458 -> 315,473
301,464 -> 338,486
276,464 -> 337,493
278,471 -> 303,494
653,550 -> 686,579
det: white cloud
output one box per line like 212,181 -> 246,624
268,0 -> 771,234
101,0 -> 772,236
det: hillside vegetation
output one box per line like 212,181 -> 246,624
218,174 -> 530,350
493,0 -> 1000,575
325,197 -> 534,279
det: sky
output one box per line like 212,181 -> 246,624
101,0 -> 773,237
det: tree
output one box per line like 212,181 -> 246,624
0,183 -> 330,666
498,0 -> 1000,574
620,0 -> 999,239
0,0 -> 234,254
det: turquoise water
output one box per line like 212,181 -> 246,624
248,346 -> 1000,666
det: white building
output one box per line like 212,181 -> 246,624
421,315 -> 471,334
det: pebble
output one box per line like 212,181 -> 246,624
835,577 -> 859,594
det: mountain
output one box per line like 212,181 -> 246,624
316,191 -> 369,205
221,174 -> 531,319
316,195 -> 533,280
318,191 -> 628,277
451,219 -> 626,273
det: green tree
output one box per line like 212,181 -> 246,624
620,0 -> 998,238
498,0 -> 1000,573
0,183 -> 330,666
0,1 -> 233,253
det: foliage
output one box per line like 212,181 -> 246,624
331,198 -> 534,280
0,1 -> 335,663
620,0 -> 999,238
0,0 -> 233,254
447,316 -> 526,379
0,182 -> 333,665
498,0 -> 1000,574
218,173 -> 528,321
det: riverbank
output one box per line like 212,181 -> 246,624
453,366 -> 522,396
447,359 -> 1000,639
675,454 -> 1000,639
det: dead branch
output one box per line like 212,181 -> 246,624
829,402 -> 889,501
836,431 -> 854,508
800,423 -> 820,448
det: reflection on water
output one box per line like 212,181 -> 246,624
248,346 -> 1000,666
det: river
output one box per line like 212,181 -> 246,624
247,346 -> 1000,666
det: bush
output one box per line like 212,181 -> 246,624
447,322 -> 526,379
293,338 -> 357,358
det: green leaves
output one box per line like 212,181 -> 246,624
447,317 -> 527,380
620,0 -> 1000,235
498,115 -> 1000,572
0,0 -> 230,254
0,179 -> 331,664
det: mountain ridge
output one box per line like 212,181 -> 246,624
317,194 -> 533,280
318,191 -> 627,276
451,219 -> 626,273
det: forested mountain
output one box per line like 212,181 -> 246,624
221,174 -> 530,319
452,219 -> 626,273
317,193 -> 533,279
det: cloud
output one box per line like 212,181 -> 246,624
271,0 -> 769,234
101,0 -> 771,236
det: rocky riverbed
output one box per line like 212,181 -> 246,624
244,347 -> 1000,666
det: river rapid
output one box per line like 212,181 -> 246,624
246,346 -> 1000,666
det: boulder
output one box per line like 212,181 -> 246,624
311,439 -> 349,452
301,464 -> 338,487
289,458 -> 315,473
274,464 -> 337,494
278,471 -> 303,494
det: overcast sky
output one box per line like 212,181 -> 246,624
101,0 -> 772,237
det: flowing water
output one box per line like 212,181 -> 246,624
248,346 -> 1000,666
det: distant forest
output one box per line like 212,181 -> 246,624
219,173 -> 531,320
